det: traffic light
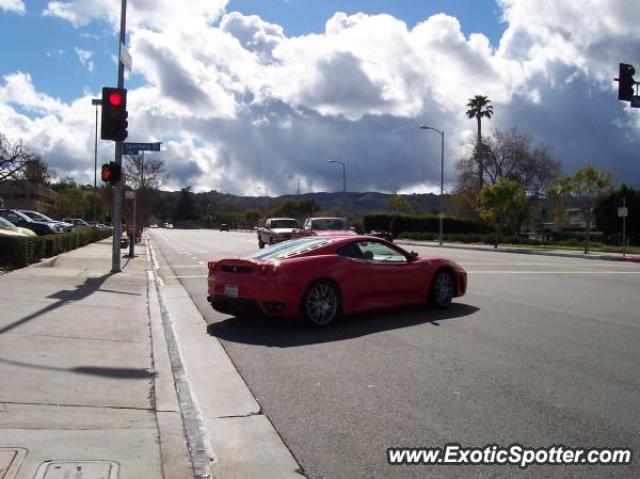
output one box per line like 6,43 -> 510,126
101,162 -> 122,184
617,63 -> 636,101
100,87 -> 128,141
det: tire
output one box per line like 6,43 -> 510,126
258,238 -> 265,249
429,269 -> 454,309
300,280 -> 341,328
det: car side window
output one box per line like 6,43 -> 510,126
337,242 -> 365,260
358,241 -> 407,263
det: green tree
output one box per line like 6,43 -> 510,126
174,186 -> 196,223
478,179 -> 526,248
387,194 -> 412,233
594,184 -> 639,246
465,95 -> 494,188
548,164 -> 612,253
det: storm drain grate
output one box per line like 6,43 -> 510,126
33,461 -> 119,479
0,448 -> 27,479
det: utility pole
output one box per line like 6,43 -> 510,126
91,98 -> 101,225
111,0 -> 127,273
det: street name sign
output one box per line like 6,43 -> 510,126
123,142 -> 162,155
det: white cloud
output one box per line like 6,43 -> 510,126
0,1 -> 637,193
0,0 -> 25,14
74,47 -> 94,72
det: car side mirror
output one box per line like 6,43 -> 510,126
408,251 -> 418,262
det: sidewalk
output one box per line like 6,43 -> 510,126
396,239 -> 640,263
0,239 -> 191,479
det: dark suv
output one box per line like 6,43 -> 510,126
0,209 -> 65,235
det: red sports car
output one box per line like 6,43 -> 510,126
207,236 -> 467,327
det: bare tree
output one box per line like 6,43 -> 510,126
0,134 -> 38,183
123,154 -> 169,227
456,127 -> 561,231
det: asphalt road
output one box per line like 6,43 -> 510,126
149,229 -> 640,479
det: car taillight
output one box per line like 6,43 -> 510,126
257,263 -> 279,275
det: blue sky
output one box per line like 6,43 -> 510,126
0,0 -> 505,104
228,0 -> 505,41
0,0 -> 639,194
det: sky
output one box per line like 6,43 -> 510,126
0,0 -> 638,195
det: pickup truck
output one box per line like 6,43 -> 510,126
257,217 -> 300,248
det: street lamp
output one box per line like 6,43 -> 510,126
287,174 -> 301,195
327,159 -> 346,193
91,98 -> 102,225
419,125 -> 445,246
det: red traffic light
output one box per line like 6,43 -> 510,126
108,91 -> 123,107
101,163 -> 113,182
101,162 -> 122,183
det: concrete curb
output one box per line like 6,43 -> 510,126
396,240 -> 640,263
148,239 -> 305,479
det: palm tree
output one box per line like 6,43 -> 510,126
466,95 -> 494,188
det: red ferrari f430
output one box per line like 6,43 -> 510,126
207,236 -> 467,327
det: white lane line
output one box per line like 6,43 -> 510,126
468,271 -> 640,274
164,265 -> 206,269
164,275 -> 208,279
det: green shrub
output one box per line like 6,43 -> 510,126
363,213 -> 492,236
0,228 -> 113,270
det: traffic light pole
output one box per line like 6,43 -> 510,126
111,0 -> 127,273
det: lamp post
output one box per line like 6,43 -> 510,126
287,174 -> 301,195
419,125 -> 445,246
327,159 -> 346,193
91,98 -> 102,225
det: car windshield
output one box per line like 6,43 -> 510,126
311,218 -> 346,230
245,238 -> 328,260
0,216 -> 16,229
23,211 -> 53,222
271,219 -> 298,229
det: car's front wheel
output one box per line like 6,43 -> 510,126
300,280 -> 341,328
429,270 -> 454,309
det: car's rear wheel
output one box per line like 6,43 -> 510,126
258,238 -> 265,249
300,280 -> 340,328
429,270 -> 454,309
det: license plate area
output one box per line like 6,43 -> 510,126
224,284 -> 239,298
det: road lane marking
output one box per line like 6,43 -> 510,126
164,275 -> 208,279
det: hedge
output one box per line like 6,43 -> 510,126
0,228 -> 112,269
363,213 -> 492,235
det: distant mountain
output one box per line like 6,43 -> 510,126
156,190 -> 442,218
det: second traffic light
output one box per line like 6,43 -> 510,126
100,87 -> 128,141
101,162 -> 122,184
617,63 -> 636,102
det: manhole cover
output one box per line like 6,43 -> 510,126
0,448 -> 27,479
33,461 -> 119,479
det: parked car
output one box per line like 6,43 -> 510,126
257,217 -> 299,248
220,223 -> 230,232
62,218 -> 92,228
19,210 -> 74,232
0,216 -> 36,237
207,235 -> 467,327
0,209 -> 65,235
298,217 -> 358,238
